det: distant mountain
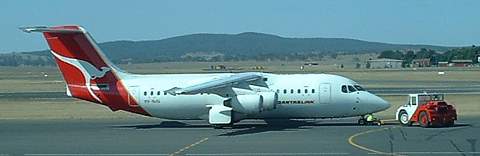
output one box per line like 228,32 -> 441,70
19,32 -> 452,64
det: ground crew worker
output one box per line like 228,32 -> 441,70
365,114 -> 375,124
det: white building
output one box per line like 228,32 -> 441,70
368,58 -> 403,69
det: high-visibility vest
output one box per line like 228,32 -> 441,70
366,115 -> 374,122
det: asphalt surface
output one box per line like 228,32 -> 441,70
1,82 -> 479,155
0,117 -> 479,156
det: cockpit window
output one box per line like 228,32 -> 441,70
341,85 -> 348,93
348,85 -> 356,92
354,85 -> 365,91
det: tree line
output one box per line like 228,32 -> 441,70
0,53 -> 54,66
377,46 -> 480,66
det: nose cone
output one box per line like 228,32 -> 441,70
373,95 -> 391,112
364,92 -> 391,113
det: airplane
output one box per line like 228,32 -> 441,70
21,25 -> 390,128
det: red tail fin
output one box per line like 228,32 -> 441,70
21,25 -> 149,116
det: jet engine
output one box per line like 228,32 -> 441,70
258,91 -> 277,111
231,92 -> 278,114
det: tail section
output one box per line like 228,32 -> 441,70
21,25 -> 149,116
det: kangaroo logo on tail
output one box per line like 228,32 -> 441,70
90,67 -> 111,79
51,50 -> 111,103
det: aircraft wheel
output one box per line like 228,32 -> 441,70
358,118 -> 366,125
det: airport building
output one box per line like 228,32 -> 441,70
438,61 -> 449,67
367,58 -> 403,69
449,60 -> 473,67
411,58 -> 431,67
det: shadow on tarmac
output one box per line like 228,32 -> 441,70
112,119 -> 471,136
113,119 -> 389,136
112,121 -> 212,129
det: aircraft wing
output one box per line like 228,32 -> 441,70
166,72 -> 266,95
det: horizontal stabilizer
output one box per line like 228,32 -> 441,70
19,26 -> 84,33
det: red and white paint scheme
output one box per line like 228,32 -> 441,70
396,93 -> 457,127
22,25 -> 390,127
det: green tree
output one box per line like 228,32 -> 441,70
378,50 -> 403,60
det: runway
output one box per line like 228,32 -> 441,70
1,117 -> 478,155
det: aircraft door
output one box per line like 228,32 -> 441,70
128,86 -> 140,107
319,83 -> 331,104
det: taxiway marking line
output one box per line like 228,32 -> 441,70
170,137 -> 209,156
348,126 -> 404,156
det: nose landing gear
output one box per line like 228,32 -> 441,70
358,116 -> 366,125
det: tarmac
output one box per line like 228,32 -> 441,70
1,85 -> 479,155
0,117 -> 479,156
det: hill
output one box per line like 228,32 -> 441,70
11,32 -> 452,65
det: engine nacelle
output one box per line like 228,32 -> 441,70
232,94 -> 262,114
257,91 -> 277,111
231,92 -> 278,114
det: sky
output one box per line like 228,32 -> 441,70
1,0 -> 480,53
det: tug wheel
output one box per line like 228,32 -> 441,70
418,111 -> 430,128
398,111 -> 411,126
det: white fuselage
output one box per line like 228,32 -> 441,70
122,73 -> 390,120
22,25 -> 390,123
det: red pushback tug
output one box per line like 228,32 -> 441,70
395,93 -> 457,127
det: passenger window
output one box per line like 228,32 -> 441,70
304,89 -> 308,93
150,91 -> 154,96
297,89 -> 301,94
144,91 -> 147,96
164,92 -> 167,95
311,89 -> 315,93
157,91 -> 161,95
283,89 -> 287,94
411,97 -> 417,105
348,85 -> 356,93
341,85 -> 348,93
290,89 -> 294,94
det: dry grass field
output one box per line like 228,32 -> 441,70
0,99 -> 144,120
2,62 -> 479,92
